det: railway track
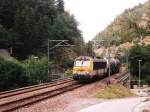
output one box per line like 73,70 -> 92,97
100,71 -> 129,84
118,72 -> 130,83
0,76 -> 73,95
0,71 -> 129,112
0,77 -> 73,99
115,71 -> 129,80
0,77 -> 82,112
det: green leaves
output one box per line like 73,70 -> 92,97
0,0 -> 82,59
0,57 -> 28,91
23,56 -> 49,84
129,45 -> 150,84
85,41 -> 94,56
0,55 -> 52,91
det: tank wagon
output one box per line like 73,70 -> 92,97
73,56 -> 120,81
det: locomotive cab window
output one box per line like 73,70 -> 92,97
74,60 -> 90,67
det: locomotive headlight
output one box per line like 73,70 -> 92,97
86,72 -> 89,74
73,71 -> 77,74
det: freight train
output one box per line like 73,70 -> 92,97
73,56 -> 120,81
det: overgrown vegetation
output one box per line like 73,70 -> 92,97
129,44 -> 150,84
23,56 -> 49,85
0,57 -> 28,91
64,69 -> 72,77
95,84 -> 134,99
0,56 -> 52,91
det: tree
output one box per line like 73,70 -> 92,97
23,56 -> 49,84
129,44 -> 150,84
0,0 -> 20,29
0,0 -> 84,79
86,41 -> 94,56
0,57 -> 28,91
0,0 -> 83,60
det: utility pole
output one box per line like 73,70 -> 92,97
138,60 -> 142,88
126,50 -> 131,88
108,41 -> 111,84
48,38 -> 50,77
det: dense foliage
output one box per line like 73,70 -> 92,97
0,57 -> 28,91
0,0 -> 83,59
94,0 -> 150,44
129,44 -> 150,84
0,56 -> 53,91
85,41 -> 95,56
23,56 -> 49,84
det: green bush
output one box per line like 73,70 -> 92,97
64,69 -> 72,77
61,59 -> 74,68
23,56 -> 49,84
0,57 -> 28,91
129,44 -> 150,84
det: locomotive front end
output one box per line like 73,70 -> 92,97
73,56 -> 92,81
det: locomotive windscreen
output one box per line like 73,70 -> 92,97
74,59 -> 90,67
93,61 -> 107,70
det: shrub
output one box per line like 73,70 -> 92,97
0,57 -> 28,91
64,69 -> 72,77
95,84 -> 134,99
61,59 -> 74,68
129,44 -> 150,84
23,56 -> 49,84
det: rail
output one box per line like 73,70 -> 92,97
0,82 -> 81,112
118,72 -> 130,83
0,71 -> 129,112
0,79 -> 80,112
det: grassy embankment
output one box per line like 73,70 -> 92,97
95,84 -> 134,99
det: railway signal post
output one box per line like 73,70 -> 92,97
108,44 -> 111,84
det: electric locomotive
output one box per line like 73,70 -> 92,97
73,56 -> 120,81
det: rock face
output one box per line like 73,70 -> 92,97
94,45 -> 118,58
94,37 -> 150,58
142,36 -> 150,45
0,49 -> 14,60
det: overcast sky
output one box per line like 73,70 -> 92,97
64,0 -> 148,42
